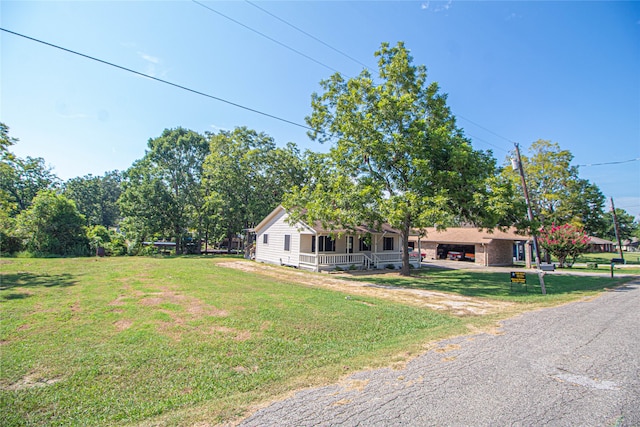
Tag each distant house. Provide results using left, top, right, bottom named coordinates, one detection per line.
left=619, top=237, right=639, bottom=252
left=586, top=236, right=615, bottom=253
left=254, top=206, right=421, bottom=272
left=410, top=227, right=532, bottom=267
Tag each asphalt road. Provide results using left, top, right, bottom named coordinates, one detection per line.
left=238, top=279, right=640, bottom=426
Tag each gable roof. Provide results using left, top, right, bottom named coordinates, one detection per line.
left=254, top=205, right=312, bottom=234
left=254, top=205, right=415, bottom=236
left=588, top=236, right=615, bottom=245
left=416, top=227, right=530, bottom=244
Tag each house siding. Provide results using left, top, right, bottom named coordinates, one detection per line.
left=255, top=209, right=304, bottom=267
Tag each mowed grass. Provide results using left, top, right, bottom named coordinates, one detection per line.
left=1, top=257, right=468, bottom=426
left=575, top=251, right=640, bottom=265
left=348, top=267, right=637, bottom=306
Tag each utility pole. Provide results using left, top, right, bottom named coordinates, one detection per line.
left=610, top=197, right=625, bottom=261
left=513, top=143, right=547, bottom=295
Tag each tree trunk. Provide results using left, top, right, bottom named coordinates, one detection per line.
left=226, top=230, right=234, bottom=254
left=175, top=229, right=182, bottom=255
left=400, top=223, right=411, bottom=276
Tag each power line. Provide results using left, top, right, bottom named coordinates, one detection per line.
left=577, top=158, right=640, bottom=167
left=465, top=132, right=510, bottom=154
left=0, top=27, right=316, bottom=133
left=195, top=0, right=516, bottom=152
left=456, top=114, right=514, bottom=146
left=191, top=0, right=345, bottom=76
left=244, top=0, right=372, bottom=71
left=193, top=0, right=522, bottom=152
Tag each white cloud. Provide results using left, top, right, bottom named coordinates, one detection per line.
left=135, top=52, right=163, bottom=78
left=138, top=52, right=159, bottom=64
left=421, top=0, right=452, bottom=13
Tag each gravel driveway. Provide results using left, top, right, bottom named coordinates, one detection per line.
left=237, top=279, right=640, bottom=426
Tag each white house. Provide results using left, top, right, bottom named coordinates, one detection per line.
left=254, top=206, right=420, bottom=272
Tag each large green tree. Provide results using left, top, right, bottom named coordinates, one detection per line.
left=1, top=124, right=60, bottom=253
left=1, top=155, right=60, bottom=215
left=15, top=190, right=89, bottom=256
left=64, top=171, right=122, bottom=227
left=594, top=208, right=638, bottom=242
left=290, top=42, right=504, bottom=275
left=119, top=127, right=209, bottom=254
left=503, top=140, right=606, bottom=235
left=203, top=127, right=305, bottom=249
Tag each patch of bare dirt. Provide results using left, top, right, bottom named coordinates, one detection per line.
left=114, top=319, right=133, bottom=331
left=217, top=261, right=514, bottom=316
left=5, top=373, right=63, bottom=391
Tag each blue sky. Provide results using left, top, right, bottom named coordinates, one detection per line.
left=1, top=1, right=639, bottom=219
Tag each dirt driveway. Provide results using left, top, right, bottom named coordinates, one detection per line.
left=217, top=260, right=514, bottom=317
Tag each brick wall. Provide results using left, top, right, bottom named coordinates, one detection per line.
left=423, top=242, right=438, bottom=260
left=486, top=240, right=514, bottom=266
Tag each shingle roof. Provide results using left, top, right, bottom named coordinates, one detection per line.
left=415, top=227, right=530, bottom=244
left=588, top=236, right=615, bottom=245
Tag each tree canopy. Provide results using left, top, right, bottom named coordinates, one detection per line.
left=64, top=171, right=122, bottom=227
left=287, top=41, right=504, bottom=275
left=203, top=127, right=305, bottom=249
left=119, top=127, right=209, bottom=254
left=502, top=140, right=606, bottom=235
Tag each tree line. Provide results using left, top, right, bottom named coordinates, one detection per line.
left=1, top=43, right=638, bottom=272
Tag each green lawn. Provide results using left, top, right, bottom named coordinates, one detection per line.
left=574, top=251, right=640, bottom=265
left=1, top=257, right=468, bottom=426
left=346, top=267, right=637, bottom=305
left=2, top=257, right=636, bottom=426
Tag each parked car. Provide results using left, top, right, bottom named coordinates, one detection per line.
left=409, top=248, right=426, bottom=261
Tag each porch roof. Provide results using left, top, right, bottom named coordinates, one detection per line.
left=310, top=222, right=409, bottom=236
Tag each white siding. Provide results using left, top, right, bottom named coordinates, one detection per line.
left=255, top=209, right=304, bottom=267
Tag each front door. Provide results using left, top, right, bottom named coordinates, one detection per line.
left=347, top=236, right=354, bottom=254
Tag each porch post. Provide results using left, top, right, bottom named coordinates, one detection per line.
left=315, top=233, right=319, bottom=271
left=525, top=240, right=532, bottom=269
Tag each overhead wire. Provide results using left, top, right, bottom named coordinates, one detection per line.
left=191, top=0, right=345, bottom=76
left=0, top=27, right=317, bottom=133
left=233, top=0, right=515, bottom=153
left=244, top=0, right=373, bottom=71
left=576, top=158, right=640, bottom=167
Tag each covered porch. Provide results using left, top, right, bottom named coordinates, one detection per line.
left=296, top=231, right=419, bottom=272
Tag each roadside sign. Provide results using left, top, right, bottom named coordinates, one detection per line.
left=510, top=272, right=527, bottom=292
left=510, top=272, right=526, bottom=283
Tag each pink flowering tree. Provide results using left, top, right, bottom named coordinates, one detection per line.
left=539, top=223, right=591, bottom=268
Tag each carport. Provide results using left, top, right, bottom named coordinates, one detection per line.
left=410, top=227, right=532, bottom=267
left=437, top=244, right=475, bottom=261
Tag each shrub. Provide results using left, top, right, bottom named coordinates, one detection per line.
left=539, top=223, right=590, bottom=268
left=15, top=191, right=90, bottom=256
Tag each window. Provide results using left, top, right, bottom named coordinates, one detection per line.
left=284, top=235, right=291, bottom=251
left=263, top=234, right=269, bottom=244
left=359, top=237, right=371, bottom=252
left=383, top=236, right=394, bottom=251
left=312, top=236, right=335, bottom=252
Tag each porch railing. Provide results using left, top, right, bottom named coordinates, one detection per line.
left=372, top=252, right=402, bottom=265
left=299, top=252, right=404, bottom=269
